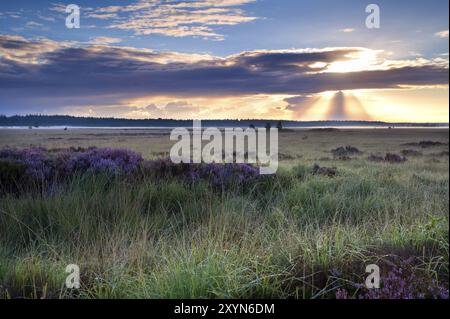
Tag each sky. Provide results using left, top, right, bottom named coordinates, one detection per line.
left=0, top=0, right=448, bottom=122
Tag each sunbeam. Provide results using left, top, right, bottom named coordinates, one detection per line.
left=326, top=91, right=349, bottom=120
left=346, top=93, right=372, bottom=121
left=324, top=91, right=373, bottom=121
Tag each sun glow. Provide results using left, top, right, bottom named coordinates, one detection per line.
left=118, top=91, right=375, bottom=121
left=326, top=49, right=383, bottom=73
left=282, top=87, right=448, bottom=122
left=287, top=90, right=373, bottom=121
left=68, top=86, right=448, bottom=123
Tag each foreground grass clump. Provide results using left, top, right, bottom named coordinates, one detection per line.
left=0, top=146, right=448, bottom=299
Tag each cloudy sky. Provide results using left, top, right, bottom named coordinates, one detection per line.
left=0, top=0, right=448, bottom=122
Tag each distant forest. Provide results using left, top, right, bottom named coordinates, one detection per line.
left=0, top=115, right=448, bottom=128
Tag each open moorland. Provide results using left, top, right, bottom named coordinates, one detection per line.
left=0, top=128, right=448, bottom=299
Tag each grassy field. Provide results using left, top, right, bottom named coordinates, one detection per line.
left=0, top=128, right=448, bottom=299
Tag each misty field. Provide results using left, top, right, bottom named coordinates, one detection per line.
left=0, top=128, right=448, bottom=299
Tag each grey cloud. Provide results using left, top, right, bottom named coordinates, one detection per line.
left=284, top=95, right=315, bottom=105
left=0, top=36, right=448, bottom=113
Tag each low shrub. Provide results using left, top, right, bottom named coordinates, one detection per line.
left=336, top=259, right=449, bottom=299
left=0, top=147, right=267, bottom=194
left=144, top=158, right=261, bottom=188
left=368, top=153, right=407, bottom=163
left=331, top=146, right=361, bottom=157
left=0, top=160, right=27, bottom=193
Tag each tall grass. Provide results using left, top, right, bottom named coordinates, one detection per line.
left=0, top=161, right=448, bottom=299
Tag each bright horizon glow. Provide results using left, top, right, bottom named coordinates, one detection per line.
left=57, top=87, right=448, bottom=123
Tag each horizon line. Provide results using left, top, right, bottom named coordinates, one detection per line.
left=1, top=114, right=448, bottom=126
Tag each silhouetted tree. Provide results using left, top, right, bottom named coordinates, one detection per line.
left=276, top=121, right=283, bottom=131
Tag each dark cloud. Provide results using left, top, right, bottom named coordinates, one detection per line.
left=0, top=35, right=448, bottom=113
left=229, top=50, right=355, bottom=72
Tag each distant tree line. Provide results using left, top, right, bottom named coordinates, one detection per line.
left=0, top=114, right=446, bottom=128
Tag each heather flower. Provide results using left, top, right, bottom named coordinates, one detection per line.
left=0, top=147, right=144, bottom=181
left=0, top=147, right=265, bottom=193
left=335, top=288, right=349, bottom=299
left=0, top=147, right=56, bottom=180
left=143, top=159, right=262, bottom=188
left=64, top=147, right=143, bottom=176
left=334, top=260, right=449, bottom=300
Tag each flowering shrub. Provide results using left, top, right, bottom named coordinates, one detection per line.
left=0, top=159, right=27, bottom=193
left=0, top=147, right=264, bottom=191
left=64, top=147, right=144, bottom=176
left=0, top=147, right=56, bottom=180
left=144, top=158, right=261, bottom=188
left=0, top=147, right=144, bottom=183
left=335, top=259, right=449, bottom=299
